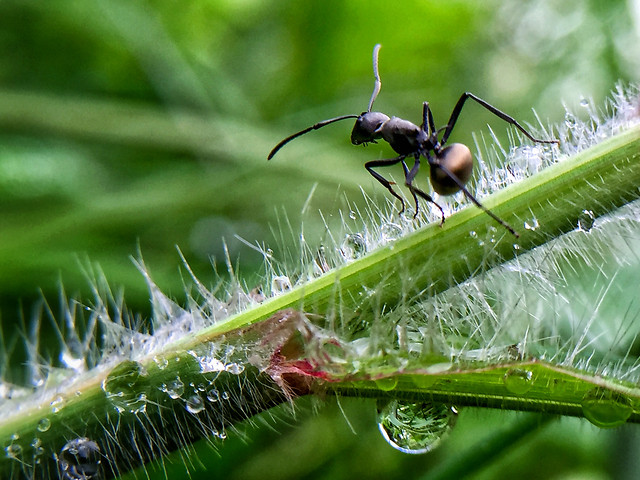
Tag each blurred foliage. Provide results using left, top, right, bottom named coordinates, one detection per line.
left=1, top=0, right=639, bottom=478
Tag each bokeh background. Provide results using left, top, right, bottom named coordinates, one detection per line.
left=2, top=0, right=640, bottom=478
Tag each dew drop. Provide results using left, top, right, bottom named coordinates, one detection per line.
left=153, top=356, right=169, bottom=370
left=469, top=230, right=477, bottom=238
left=580, top=97, right=590, bottom=108
left=199, top=356, right=225, bottom=373
left=51, top=395, right=64, bottom=414
left=5, top=443, right=22, bottom=459
left=564, top=112, right=578, bottom=129
left=377, top=399, right=457, bottom=454
left=206, top=388, right=220, bottom=402
left=221, top=391, right=230, bottom=400
left=31, top=437, right=44, bottom=456
left=165, top=377, right=185, bottom=400
left=577, top=209, right=595, bottom=232
left=102, top=360, right=147, bottom=413
left=342, top=233, right=367, bottom=259
left=581, top=387, right=632, bottom=428
left=37, top=417, right=51, bottom=432
left=271, top=275, right=292, bottom=294
left=186, top=394, right=205, bottom=414
left=374, top=377, right=398, bottom=392
left=503, top=368, right=533, bottom=394
left=524, top=217, right=539, bottom=231
left=349, top=210, right=357, bottom=220
left=412, top=375, right=437, bottom=389
left=225, top=362, right=245, bottom=375
left=58, top=437, right=101, bottom=480
left=381, top=222, right=403, bottom=242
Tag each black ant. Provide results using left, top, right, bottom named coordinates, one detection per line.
left=268, top=44, right=559, bottom=237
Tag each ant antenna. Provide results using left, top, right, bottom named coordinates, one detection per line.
left=367, top=44, right=382, bottom=112
left=267, top=114, right=358, bottom=159
left=268, top=44, right=383, bottom=160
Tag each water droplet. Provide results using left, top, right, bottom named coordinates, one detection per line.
left=165, top=377, right=185, bottom=400
left=199, top=356, right=225, bottom=373
left=469, top=230, right=477, bottom=238
left=153, top=356, right=169, bottom=370
left=375, top=377, right=398, bottom=392
left=206, top=389, right=220, bottom=402
left=580, top=97, right=590, bottom=108
left=581, top=387, right=632, bottom=428
left=59, top=438, right=101, bottom=480
left=5, top=443, right=22, bottom=459
left=51, top=395, right=64, bottom=413
left=186, top=394, right=205, bottom=414
left=564, top=112, right=578, bottom=129
left=102, top=360, right=147, bottom=413
left=503, top=368, right=533, bottom=394
left=524, top=217, right=539, bottom=231
left=221, top=391, right=230, bottom=400
left=412, top=375, right=437, bottom=389
left=577, top=209, right=595, bottom=232
left=377, top=399, right=457, bottom=454
left=225, top=362, right=245, bottom=375
left=271, top=275, right=292, bottom=294
left=513, top=243, right=520, bottom=251
left=342, top=233, right=367, bottom=259
left=381, top=222, right=403, bottom=242
left=349, top=210, right=357, bottom=220
left=31, top=437, right=44, bottom=456
left=37, top=417, right=51, bottom=432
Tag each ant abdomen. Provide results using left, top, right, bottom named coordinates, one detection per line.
left=431, top=143, right=473, bottom=196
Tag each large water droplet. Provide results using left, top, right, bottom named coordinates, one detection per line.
left=37, top=417, right=51, bottom=432
left=186, top=394, right=205, bottom=414
left=102, top=360, right=147, bottom=414
left=164, top=377, right=185, bottom=400
left=58, top=437, right=101, bottom=480
left=577, top=209, right=595, bottom=232
left=503, top=368, right=533, bottom=394
left=377, top=399, right=457, bottom=454
left=381, top=222, right=403, bottom=242
left=342, top=233, right=367, bottom=259
left=375, top=377, right=398, bottom=392
left=581, top=387, right=632, bottom=428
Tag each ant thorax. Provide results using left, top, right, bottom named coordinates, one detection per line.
left=380, top=117, right=424, bottom=155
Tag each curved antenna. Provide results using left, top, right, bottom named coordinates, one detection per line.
left=267, top=114, right=359, bottom=160
left=367, top=44, right=382, bottom=112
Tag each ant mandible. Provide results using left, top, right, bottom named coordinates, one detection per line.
left=268, top=44, right=559, bottom=237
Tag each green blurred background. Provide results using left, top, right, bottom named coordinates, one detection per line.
left=1, top=0, right=640, bottom=478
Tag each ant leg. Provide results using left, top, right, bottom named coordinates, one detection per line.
left=365, top=155, right=408, bottom=214
left=407, top=184, right=445, bottom=224
left=402, top=154, right=445, bottom=223
left=440, top=92, right=560, bottom=146
left=431, top=161, right=519, bottom=237
left=402, top=160, right=420, bottom=217
left=422, top=102, right=437, bottom=136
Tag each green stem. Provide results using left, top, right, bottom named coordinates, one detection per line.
left=1, top=125, right=639, bottom=479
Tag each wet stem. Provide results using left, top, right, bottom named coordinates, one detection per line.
left=2, top=125, right=640, bottom=479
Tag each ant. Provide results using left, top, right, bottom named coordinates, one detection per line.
left=268, top=44, right=559, bottom=237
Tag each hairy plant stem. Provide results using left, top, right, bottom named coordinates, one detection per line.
left=1, top=125, right=639, bottom=479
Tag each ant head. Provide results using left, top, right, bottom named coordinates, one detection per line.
left=431, top=143, right=473, bottom=195
left=350, top=111, right=390, bottom=145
